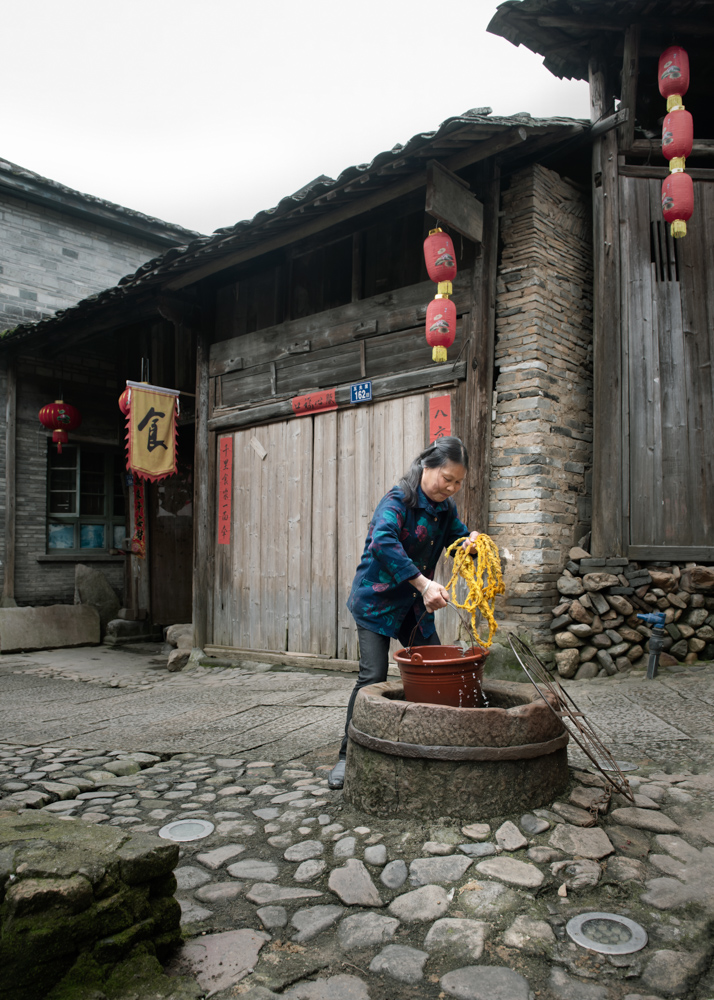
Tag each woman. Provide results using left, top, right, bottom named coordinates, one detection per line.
left=328, top=436, right=479, bottom=789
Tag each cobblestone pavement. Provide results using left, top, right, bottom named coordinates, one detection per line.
left=1, top=646, right=714, bottom=999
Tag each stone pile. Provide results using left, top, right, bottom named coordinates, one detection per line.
left=551, top=549, right=714, bottom=679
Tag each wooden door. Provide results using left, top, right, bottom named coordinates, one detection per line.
left=149, top=431, right=194, bottom=624
left=213, top=388, right=462, bottom=657
left=620, top=177, right=714, bottom=560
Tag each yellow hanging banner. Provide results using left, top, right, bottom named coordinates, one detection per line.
left=125, top=381, right=179, bottom=482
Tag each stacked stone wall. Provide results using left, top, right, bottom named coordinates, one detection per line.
left=552, top=553, right=714, bottom=678
left=0, top=192, right=163, bottom=333
left=489, top=164, right=593, bottom=644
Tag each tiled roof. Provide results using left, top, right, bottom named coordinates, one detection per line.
left=1, top=110, right=586, bottom=346
left=0, top=157, right=202, bottom=247
left=488, top=0, right=714, bottom=82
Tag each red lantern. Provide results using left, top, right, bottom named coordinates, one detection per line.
left=662, top=171, right=694, bottom=238
left=423, top=228, right=457, bottom=283
left=662, top=108, right=693, bottom=170
left=118, top=387, right=131, bottom=414
left=426, top=297, right=456, bottom=363
left=658, top=46, right=689, bottom=110
left=38, top=400, right=82, bottom=454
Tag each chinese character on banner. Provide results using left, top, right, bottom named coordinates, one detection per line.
left=429, top=395, right=452, bottom=442
left=291, top=388, right=338, bottom=416
left=218, top=437, right=233, bottom=545
left=124, top=380, right=179, bottom=482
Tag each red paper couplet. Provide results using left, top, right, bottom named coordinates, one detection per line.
left=429, top=395, right=452, bottom=442
left=131, top=480, right=146, bottom=559
left=291, top=388, right=338, bottom=416
left=218, top=437, right=233, bottom=545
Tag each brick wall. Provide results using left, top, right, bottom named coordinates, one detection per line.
left=0, top=191, right=162, bottom=332
left=489, top=164, right=593, bottom=644
left=0, top=349, right=125, bottom=607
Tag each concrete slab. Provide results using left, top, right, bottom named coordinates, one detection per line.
left=0, top=605, right=100, bottom=653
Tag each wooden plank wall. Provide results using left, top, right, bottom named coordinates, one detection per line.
left=213, top=387, right=464, bottom=659
left=209, top=273, right=472, bottom=410
left=621, top=176, right=714, bottom=554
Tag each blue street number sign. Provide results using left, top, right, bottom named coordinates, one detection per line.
left=351, top=380, right=372, bottom=404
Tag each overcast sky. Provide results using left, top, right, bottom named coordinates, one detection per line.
left=5, top=1, right=589, bottom=236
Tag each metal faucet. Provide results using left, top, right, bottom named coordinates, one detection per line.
left=637, top=612, right=667, bottom=680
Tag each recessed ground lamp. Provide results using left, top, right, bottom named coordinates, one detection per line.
left=566, top=912, right=648, bottom=955
left=158, top=819, right=215, bottom=842
left=424, top=228, right=457, bottom=362
left=38, top=400, right=82, bottom=454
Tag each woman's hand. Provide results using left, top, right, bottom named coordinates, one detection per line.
left=423, top=582, right=449, bottom=612
left=462, top=530, right=480, bottom=554
left=412, top=574, right=449, bottom=611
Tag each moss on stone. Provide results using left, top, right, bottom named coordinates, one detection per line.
left=45, top=945, right=201, bottom=1000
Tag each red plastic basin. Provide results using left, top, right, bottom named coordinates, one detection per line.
left=393, top=644, right=488, bottom=708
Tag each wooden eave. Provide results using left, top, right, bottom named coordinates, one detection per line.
left=488, top=0, right=714, bottom=81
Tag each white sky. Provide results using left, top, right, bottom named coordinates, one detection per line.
left=4, top=1, right=590, bottom=236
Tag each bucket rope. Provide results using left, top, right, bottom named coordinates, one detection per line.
left=444, top=533, right=505, bottom=647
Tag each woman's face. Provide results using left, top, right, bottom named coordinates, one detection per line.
left=421, top=460, right=467, bottom=503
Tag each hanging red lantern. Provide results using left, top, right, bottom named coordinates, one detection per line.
left=662, top=171, right=694, bottom=238
left=658, top=45, right=690, bottom=111
left=662, top=108, right=693, bottom=171
left=423, top=228, right=457, bottom=283
left=39, top=400, right=82, bottom=454
left=118, top=386, right=131, bottom=414
left=426, top=297, right=456, bottom=363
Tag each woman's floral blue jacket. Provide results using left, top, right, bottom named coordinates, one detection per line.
left=347, top=485, right=471, bottom=639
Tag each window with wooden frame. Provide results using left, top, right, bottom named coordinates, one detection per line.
left=47, top=446, right=126, bottom=552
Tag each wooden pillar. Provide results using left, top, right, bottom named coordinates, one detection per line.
left=590, top=57, right=624, bottom=556
left=465, top=163, right=500, bottom=533
left=619, top=25, right=640, bottom=151
left=192, top=327, right=214, bottom=648
left=2, top=355, right=17, bottom=606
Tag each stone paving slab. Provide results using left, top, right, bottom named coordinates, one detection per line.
left=1, top=647, right=714, bottom=999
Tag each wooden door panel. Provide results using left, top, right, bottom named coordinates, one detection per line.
left=213, top=389, right=471, bottom=657
left=622, top=176, right=714, bottom=554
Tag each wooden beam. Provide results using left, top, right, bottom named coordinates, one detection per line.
left=589, top=57, right=624, bottom=557
left=163, top=130, right=530, bottom=292
left=537, top=14, right=714, bottom=34
left=619, top=164, right=714, bottom=180
left=38, top=297, right=161, bottom=357
left=1, top=356, right=17, bottom=606
left=628, top=545, right=714, bottom=562
left=618, top=25, right=640, bottom=151
left=590, top=109, right=629, bottom=141
left=207, top=362, right=467, bottom=433
left=203, top=644, right=360, bottom=673
left=628, top=139, right=714, bottom=158
left=537, top=15, right=623, bottom=30
left=465, top=164, right=500, bottom=534
left=425, top=160, right=484, bottom=243
left=192, top=327, right=213, bottom=648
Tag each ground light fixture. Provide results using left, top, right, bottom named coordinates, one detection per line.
left=158, top=818, right=215, bottom=842
left=566, top=912, right=648, bottom=955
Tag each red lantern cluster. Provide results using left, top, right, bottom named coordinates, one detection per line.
left=659, top=45, right=694, bottom=238
left=38, top=400, right=82, bottom=454
left=423, top=228, right=457, bottom=363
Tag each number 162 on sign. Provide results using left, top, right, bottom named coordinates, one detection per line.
left=351, top=381, right=372, bottom=404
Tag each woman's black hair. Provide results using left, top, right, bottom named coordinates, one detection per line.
left=397, top=436, right=469, bottom=508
